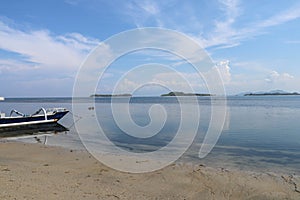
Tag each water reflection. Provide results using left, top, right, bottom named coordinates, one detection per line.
left=0, top=123, right=69, bottom=138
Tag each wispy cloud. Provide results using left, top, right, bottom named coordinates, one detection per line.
left=125, top=0, right=161, bottom=27
left=0, top=21, right=99, bottom=70
left=138, top=1, right=160, bottom=15
left=64, top=0, right=81, bottom=6
left=257, top=4, right=300, bottom=28
left=0, top=20, right=100, bottom=96
left=122, top=0, right=300, bottom=50
left=203, top=1, right=300, bottom=49
left=199, top=0, right=241, bottom=48
left=285, top=40, right=300, bottom=44
left=210, top=1, right=300, bottom=48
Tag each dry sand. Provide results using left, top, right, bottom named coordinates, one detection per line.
left=1, top=141, right=300, bottom=200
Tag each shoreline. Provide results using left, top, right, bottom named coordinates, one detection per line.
left=1, top=141, right=300, bottom=199
left=4, top=133, right=299, bottom=175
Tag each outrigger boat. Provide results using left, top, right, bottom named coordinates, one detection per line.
left=0, top=107, right=69, bottom=128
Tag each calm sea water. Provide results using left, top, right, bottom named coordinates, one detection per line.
left=1, top=96, right=300, bottom=173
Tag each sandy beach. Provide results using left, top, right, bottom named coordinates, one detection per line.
left=0, top=141, right=299, bottom=200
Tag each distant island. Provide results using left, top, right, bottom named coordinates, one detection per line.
left=161, top=91, right=212, bottom=97
left=90, top=94, right=132, bottom=97
left=91, top=90, right=300, bottom=97
left=90, top=92, right=212, bottom=97
left=244, top=90, right=300, bottom=96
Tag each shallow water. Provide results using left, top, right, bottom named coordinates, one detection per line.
left=1, top=96, right=300, bottom=174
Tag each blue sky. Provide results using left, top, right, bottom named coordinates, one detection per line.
left=0, top=0, right=300, bottom=97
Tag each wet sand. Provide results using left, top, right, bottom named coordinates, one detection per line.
left=1, top=141, right=300, bottom=200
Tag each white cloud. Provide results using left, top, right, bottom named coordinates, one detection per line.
left=215, top=60, right=231, bottom=83
left=0, top=59, right=38, bottom=73
left=152, top=71, right=204, bottom=92
left=219, top=66, right=298, bottom=94
left=0, top=20, right=100, bottom=96
left=114, top=78, right=139, bottom=93
left=105, top=68, right=207, bottom=95
left=0, top=21, right=99, bottom=70
left=265, top=70, right=294, bottom=83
